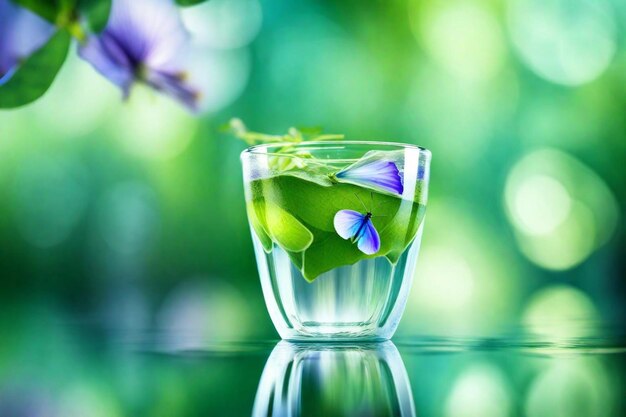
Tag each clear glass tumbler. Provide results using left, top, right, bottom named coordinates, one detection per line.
left=241, top=141, right=431, bottom=340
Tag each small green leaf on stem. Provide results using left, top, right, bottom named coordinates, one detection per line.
left=175, top=0, right=210, bottom=6
left=77, top=0, right=111, bottom=32
left=0, top=29, right=71, bottom=109
left=224, top=118, right=345, bottom=146
left=11, top=0, right=61, bottom=22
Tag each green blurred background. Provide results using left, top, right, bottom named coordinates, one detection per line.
left=1, top=0, right=625, bottom=344
left=2, top=0, right=626, bottom=415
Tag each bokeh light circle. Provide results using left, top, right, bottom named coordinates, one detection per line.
left=403, top=199, right=519, bottom=335
left=12, top=154, right=89, bottom=248
left=109, top=86, right=198, bottom=160
left=416, top=1, right=506, bottom=82
left=157, top=278, right=251, bottom=349
left=58, top=385, right=119, bottom=417
left=187, top=46, right=252, bottom=114
left=504, top=148, right=619, bottom=270
left=525, top=358, right=611, bottom=417
left=265, top=13, right=385, bottom=127
left=181, top=0, right=262, bottom=49
left=30, top=51, right=118, bottom=140
left=97, top=181, right=160, bottom=255
left=522, top=284, right=598, bottom=338
left=512, top=175, right=572, bottom=236
left=404, top=65, right=520, bottom=166
left=413, top=246, right=475, bottom=313
left=508, top=0, right=617, bottom=85
left=445, top=363, right=512, bottom=417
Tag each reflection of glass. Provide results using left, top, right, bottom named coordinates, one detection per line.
left=252, top=341, right=416, bottom=417
left=241, top=142, right=431, bottom=340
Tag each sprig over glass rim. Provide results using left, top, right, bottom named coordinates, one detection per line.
left=225, top=118, right=345, bottom=146
left=227, top=119, right=416, bottom=198
left=226, top=118, right=348, bottom=173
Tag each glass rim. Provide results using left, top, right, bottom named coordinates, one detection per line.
left=240, top=140, right=432, bottom=159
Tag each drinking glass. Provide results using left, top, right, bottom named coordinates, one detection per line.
left=241, top=141, right=431, bottom=340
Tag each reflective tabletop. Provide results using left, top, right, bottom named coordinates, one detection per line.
left=1, top=321, right=624, bottom=417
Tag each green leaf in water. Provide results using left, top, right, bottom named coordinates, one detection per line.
left=301, top=229, right=364, bottom=282
left=249, top=173, right=426, bottom=281
left=248, top=197, right=314, bottom=253
left=287, top=250, right=304, bottom=270
left=383, top=204, right=426, bottom=263
left=263, top=200, right=313, bottom=253
left=246, top=200, right=273, bottom=252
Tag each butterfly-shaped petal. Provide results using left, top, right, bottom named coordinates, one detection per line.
left=335, top=159, right=403, bottom=195
left=333, top=209, right=381, bottom=255
left=357, top=219, right=380, bottom=255
left=333, top=209, right=364, bottom=240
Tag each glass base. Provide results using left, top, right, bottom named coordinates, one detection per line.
left=281, top=323, right=390, bottom=342
left=253, top=223, right=424, bottom=340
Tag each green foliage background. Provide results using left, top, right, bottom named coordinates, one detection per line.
left=1, top=0, right=625, bottom=340
left=1, top=0, right=626, bottom=415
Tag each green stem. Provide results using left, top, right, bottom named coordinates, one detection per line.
left=66, top=21, right=87, bottom=43
left=227, top=118, right=344, bottom=146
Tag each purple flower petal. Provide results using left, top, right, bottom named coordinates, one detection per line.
left=78, top=0, right=200, bottom=109
left=78, top=33, right=135, bottom=95
left=0, top=0, right=54, bottom=84
left=335, top=159, right=404, bottom=195
left=144, top=69, right=200, bottom=110
left=357, top=218, right=380, bottom=255
left=105, top=0, right=189, bottom=68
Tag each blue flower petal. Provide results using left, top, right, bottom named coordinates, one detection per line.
left=335, top=159, right=404, bottom=195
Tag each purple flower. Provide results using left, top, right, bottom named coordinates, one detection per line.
left=0, top=0, right=55, bottom=85
left=78, top=0, right=201, bottom=110
left=334, top=159, right=404, bottom=195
